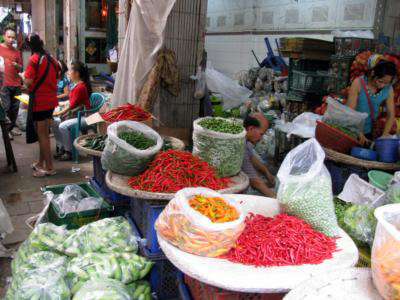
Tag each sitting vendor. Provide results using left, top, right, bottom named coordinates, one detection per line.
left=242, top=113, right=276, bottom=198
left=52, top=60, right=91, bottom=161
left=347, top=61, right=397, bottom=143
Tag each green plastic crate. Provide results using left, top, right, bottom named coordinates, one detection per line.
left=43, top=182, right=113, bottom=229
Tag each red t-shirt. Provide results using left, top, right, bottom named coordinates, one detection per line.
left=0, top=45, right=22, bottom=87
left=25, top=54, right=59, bottom=112
left=69, top=82, right=90, bottom=110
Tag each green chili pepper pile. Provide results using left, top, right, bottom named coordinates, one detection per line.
left=198, top=118, right=243, bottom=134
left=118, top=132, right=156, bottom=150
left=83, top=135, right=107, bottom=152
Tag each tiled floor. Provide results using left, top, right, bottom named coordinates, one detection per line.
left=0, top=132, right=92, bottom=297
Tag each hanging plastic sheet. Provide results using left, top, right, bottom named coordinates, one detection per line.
left=112, top=0, right=176, bottom=107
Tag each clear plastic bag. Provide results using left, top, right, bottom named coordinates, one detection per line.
left=73, top=278, right=131, bottom=300
left=101, top=121, right=163, bottom=176
left=343, top=204, right=377, bottom=246
left=322, top=97, right=368, bottom=134
left=67, top=252, right=153, bottom=293
left=126, top=281, right=151, bottom=300
left=255, top=129, right=275, bottom=160
left=7, top=256, right=70, bottom=300
left=277, top=139, right=339, bottom=237
left=64, top=217, right=139, bottom=256
left=192, top=117, right=246, bottom=177
left=286, top=112, right=322, bottom=138
left=46, top=185, right=103, bottom=216
left=372, top=204, right=400, bottom=300
left=205, top=64, right=252, bottom=110
left=386, top=183, right=400, bottom=204
left=0, top=198, right=13, bottom=234
left=338, top=174, right=386, bottom=208
left=16, top=106, right=27, bottom=131
left=155, top=187, right=245, bottom=257
left=192, top=66, right=206, bottom=99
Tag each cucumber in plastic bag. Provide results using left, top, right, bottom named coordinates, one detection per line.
left=64, top=217, right=139, bottom=256
left=73, top=278, right=131, bottom=300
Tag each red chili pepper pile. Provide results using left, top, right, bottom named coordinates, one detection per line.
left=221, top=213, right=338, bottom=267
left=101, top=104, right=151, bottom=122
left=127, top=150, right=231, bottom=193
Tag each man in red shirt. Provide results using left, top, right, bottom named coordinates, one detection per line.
left=0, top=27, right=22, bottom=139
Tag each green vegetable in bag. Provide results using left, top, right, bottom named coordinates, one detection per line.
left=386, top=183, right=400, bottom=204
left=64, top=217, right=138, bottom=256
left=343, top=204, right=377, bottom=246
left=67, top=252, right=153, bottom=293
left=193, top=117, right=246, bottom=177
left=73, top=279, right=131, bottom=300
left=126, top=281, right=152, bottom=300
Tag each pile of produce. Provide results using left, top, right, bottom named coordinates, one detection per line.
left=63, top=217, right=139, bottom=256
left=189, top=195, right=239, bottom=223
left=156, top=188, right=245, bottom=257
left=193, top=117, right=246, bottom=177
left=222, top=214, right=337, bottom=267
left=278, top=176, right=339, bottom=237
left=101, top=121, right=162, bottom=176
left=101, top=104, right=151, bottom=123
left=118, top=131, right=156, bottom=150
left=128, top=150, right=230, bottom=193
left=372, top=206, right=400, bottom=300
left=343, top=204, right=377, bottom=247
left=6, top=217, right=153, bottom=300
left=198, top=118, right=243, bottom=134
left=83, top=135, right=107, bottom=152
left=67, top=252, right=153, bottom=293
left=324, top=122, right=359, bottom=140
left=72, top=279, right=151, bottom=300
left=350, top=51, right=372, bottom=80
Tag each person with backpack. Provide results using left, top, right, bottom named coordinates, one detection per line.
left=19, top=33, right=59, bottom=177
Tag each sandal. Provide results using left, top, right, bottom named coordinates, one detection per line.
left=31, top=162, right=42, bottom=171
left=44, top=169, right=57, bottom=176
left=33, top=169, right=46, bottom=177
left=33, top=168, right=57, bottom=177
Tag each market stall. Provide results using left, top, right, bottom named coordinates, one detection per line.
left=158, top=194, right=358, bottom=294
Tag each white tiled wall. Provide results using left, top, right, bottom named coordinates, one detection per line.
left=205, top=33, right=333, bottom=77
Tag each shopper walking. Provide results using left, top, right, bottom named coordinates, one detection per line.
left=20, top=33, right=59, bottom=177
left=0, top=26, right=23, bottom=140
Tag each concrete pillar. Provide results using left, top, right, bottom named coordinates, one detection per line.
left=63, top=0, right=78, bottom=64
left=30, top=0, right=58, bottom=57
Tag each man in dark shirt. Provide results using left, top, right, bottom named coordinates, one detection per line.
left=242, top=112, right=276, bottom=197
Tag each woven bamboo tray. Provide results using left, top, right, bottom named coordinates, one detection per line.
left=105, top=170, right=250, bottom=201
left=324, top=147, right=400, bottom=171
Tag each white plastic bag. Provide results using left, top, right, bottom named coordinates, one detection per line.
left=277, top=139, right=339, bottom=236
left=192, top=66, right=206, bottom=99
left=192, top=117, right=246, bottom=177
left=372, top=204, right=400, bottom=300
left=0, top=198, right=13, bottom=234
left=338, top=174, right=386, bottom=208
left=205, top=63, right=252, bottom=109
left=73, top=279, right=131, bottom=300
left=323, top=97, right=368, bottom=134
left=332, top=30, right=374, bottom=39
left=16, top=105, right=27, bottom=131
left=101, top=121, right=163, bottom=176
left=155, top=187, right=245, bottom=257
left=286, top=112, right=322, bottom=138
